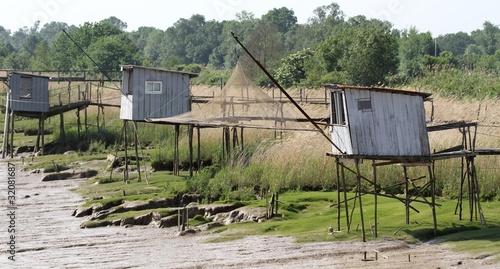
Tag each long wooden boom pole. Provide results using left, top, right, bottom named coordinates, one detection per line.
left=231, top=32, right=344, bottom=153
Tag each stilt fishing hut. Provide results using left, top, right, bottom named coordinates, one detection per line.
left=2, top=72, right=49, bottom=157
left=326, top=84, right=489, bottom=242
left=118, top=65, right=198, bottom=180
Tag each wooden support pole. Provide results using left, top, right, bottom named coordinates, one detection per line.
left=373, top=160, right=378, bottom=238
left=10, top=111, right=14, bottom=158
left=240, top=127, right=244, bottom=152
left=225, top=127, right=230, bottom=157
left=197, top=125, right=201, bottom=171
left=188, top=124, right=193, bottom=177
left=355, top=159, right=366, bottom=242
left=336, top=158, right=341, bottom=231
left=41, top=113, right=45, bottom=156
left=59, top=110, right=65, bottom=147
left=428, top=162, right=438, bottom=236
left=2, top=86, right=11, bottom=159
left=123, top=120, right=129, bottom=183
left=77, top=109, right=81, bottom=140
left=174, top=124, right=180, bottom=176
left=35, top=116, right=42, bottom=153
left=341, top=161, right=350, bottom=232
left=404, top=166, right=410, bottom=225
left=133, top=121, right=141, bottom=182
left=221, top=127, right=225, bottom=161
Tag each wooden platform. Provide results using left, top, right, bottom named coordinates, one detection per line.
left=13, top=100, right=91, bottom=118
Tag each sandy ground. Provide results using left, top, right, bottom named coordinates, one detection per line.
left=0, top=162, right=498, bottom=269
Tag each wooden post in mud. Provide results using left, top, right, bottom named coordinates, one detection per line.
left=240, top=127, right=244, bottom=151
left=10, top=110, right=14, bottom=158
left=336, top=158, right=341, bottom=231
left=341, top=162, right=350, bottom=232
left=373, top=160, right=378, bottom=238
left=403, top=166, right=410, bottom=225
left=59, top=110, right=65, bottom=147
left=123, top=120, right=129, bottom=183
left=197, top=125, right=201, bottom=172
left=174, top=124, right=180, bottom=176
left=428, top=163, right=438, bottom=236
left=133, top=121, right=141, bottom=182
left=41, top=113, right=45, bottom=156
left=355, top=159, right=366, bottom=242
left=188, top=125, right=193, bottom=177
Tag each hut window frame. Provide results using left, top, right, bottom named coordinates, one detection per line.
left=330, top=90, right=347, bottom=126
left=20, top=76, right=32, bottom=99
left=357, top=98, right=372, bottom=112
left=145, top=81, right=162, bottom=94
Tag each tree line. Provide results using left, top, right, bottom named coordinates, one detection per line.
left=1, top=2, right=500, bottom=89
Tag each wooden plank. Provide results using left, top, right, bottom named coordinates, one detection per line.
left=427, top=121, right=477, bottom=132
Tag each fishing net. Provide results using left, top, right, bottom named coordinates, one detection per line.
left=147, top=63, right=316, bottom=132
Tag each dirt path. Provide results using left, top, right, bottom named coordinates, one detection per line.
left=0, top=162, right=497, bottom=269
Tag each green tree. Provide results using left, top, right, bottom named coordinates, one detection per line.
left=315, top=17, right=398, bottom=86
left=209, top=11, right=257, bottom=69
left=30, top=40, right=52, bottom=69
left=437, top=32, right=474, bottom=56
left=87, top=34, right=140, bottom=72
left=471, top=21, right=500, bottom=55
left=275, top=48, right=314, bottom=87
left=398, top=27, right=434, bottom=79
left=39, top=22, right=71, bottom=45
left=261, top=7, right=297, bottom=34
left=162, top=15, right=223, bottom=65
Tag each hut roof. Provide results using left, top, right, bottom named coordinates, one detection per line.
left=324, top=84, right=432, bottom=99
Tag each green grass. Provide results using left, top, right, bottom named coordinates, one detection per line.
left=440, top=228, right=500, bottom=261
left=76, top=171, right=190, bottom=206
left=205, top=191, right=500, bottom=246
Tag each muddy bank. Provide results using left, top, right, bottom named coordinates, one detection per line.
left=0, top=162, right=498, bottom=268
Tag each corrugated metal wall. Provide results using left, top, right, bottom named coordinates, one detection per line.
left=331, top=88, right=430, bottom=157
left=120, top=67, right=191, bottom=121
left=10, top=73, right=49, bottom=112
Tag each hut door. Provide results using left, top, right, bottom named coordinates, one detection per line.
left=330, top=90, right=352, bottom=154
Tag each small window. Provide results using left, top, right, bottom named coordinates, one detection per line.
left=145, top=81, right=162, bottom=94
left=330, top=91, right=346, bottom=125
left=20, top=76, right=32, bottom=99
left=357, top=98, right=372, bottom=111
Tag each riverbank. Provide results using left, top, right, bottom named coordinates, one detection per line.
left=0, top=161, right=498, bottom=268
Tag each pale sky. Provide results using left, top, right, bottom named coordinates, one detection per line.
left=2, top=0, right=499, bottom=36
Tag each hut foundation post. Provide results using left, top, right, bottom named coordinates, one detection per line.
left=341, top=161, right=350, bottom=232
left=2, top=86, right=11, bottom=159
left=59, top=110, right=65, bottom=147
left=336, top=158, right=341, bottom=231
left=133, top=121, right=141, bottom=182
left=10, top=111, right=14, bottom=158
left=41, top=113, right=45, bottom=156
left=123, top=120, right=129, bottom=183
left=403, top=166, right=410, bottom=225
left=174, top=124, right=180, bottom=176
left=188, top=124, right=193, bottom=177
left=197, top=125, right=201, bottom=172
left=372, top=160, right=378, bottom=237
left=428, top=162, right=438, bottom=236
left=35, top=116, right=42, bottom=153
left=355, top=159, right=366, bottom=242
left=240, top=127, right=244, bottom=152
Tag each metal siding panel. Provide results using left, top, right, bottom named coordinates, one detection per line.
left=331, top=126, right=353, bottom=154
left=371, top=91, right=390, bottom=156
left=344, top=89, right=359, bottom=155
left=135, top=68, right=145, bottom=121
